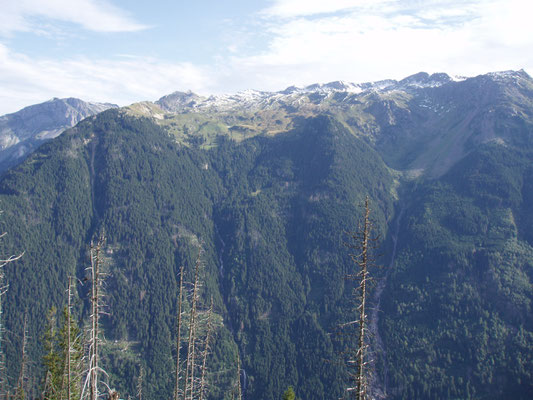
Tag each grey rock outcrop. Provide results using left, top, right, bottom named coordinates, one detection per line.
left=0, top=97, right=117, bottom=172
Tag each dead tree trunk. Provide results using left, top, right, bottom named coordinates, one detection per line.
left=136, top=366, right=143, bottom=400
left=90, top=241, right=101, bottom=400
left=230, top=353, right=242, bottom=400
left=15, top=314, right=29, bottom=400
left=174, top=267, right=184, bottom=400
left=0, top=237, right=23, bottom=400
left=356, top=197, right=370, bottom=400
left=235, top=355, right=242, bottom=400
left=0, top=273, right=7, bottom=400
left=198, top=297, right=213, bottom=400
left=81, top=235, right=106, bottom=400
left=60, top=276, right=74, bottom=400
left=184, top=254, right=201, bottom=400
left=346, top=196, right=378, bottom=400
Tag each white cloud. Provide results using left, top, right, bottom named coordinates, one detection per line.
left=262, top=0, right=390, bottom=18
left=0, top=0, right=531, bottom=115
left=0, top=44, right=211, bottom=115
left=0, top=0, right=147, bottom=35
left=231, top=0, right=533, bottom=88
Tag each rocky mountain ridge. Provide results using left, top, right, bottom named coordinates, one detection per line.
left=0, top=97, right=117, bottom=172
left=155, top=71, right=470, bottom=113
left=131, top=69, right=533, bottom=179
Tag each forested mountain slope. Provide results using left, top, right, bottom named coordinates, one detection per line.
left=0, top=70, right=531, bottom=399
left=382, top=143, right=533, bottom=398
left=0, top=110, right=395, bottom=399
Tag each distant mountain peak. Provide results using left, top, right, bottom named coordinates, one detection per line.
left=147, top=70, right=532, bottom=136
left=485, top=69, right=531, bottom=82
left=0, top=97, right=117, bottom=172
left=152, top=71, right=461, bottom=114
left=156, top=90, right=204, bottom=111
left=398, top=72, right=454, bottom=89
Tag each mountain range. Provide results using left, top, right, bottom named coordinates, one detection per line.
left=0, top=70, right=531, bottom=399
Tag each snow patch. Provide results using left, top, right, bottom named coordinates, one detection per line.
left=156, top=70, right=526, bottom=114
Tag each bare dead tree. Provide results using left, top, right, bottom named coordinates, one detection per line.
left=60, top=276, right=79, bottom=400
left=230, top=352, right=243, bottom=400
left=80, top=235, right=107, bottom=400
left=89, top=240, right=101, bottom=400
left=136, top=366, right=143, bottom=400
left=0, top=229, right=23, bottom=400
left=0, top=274, right=9, bottom=400
left=0, top=351, right=6, bottom=400
left=66, top=277, right=73, bottom=400
left=345, top=196, right=379, bottom=400
left=174, top=248, right=220, bottom=400
left=198, top=297, right=213, bottom=400
left=174, top=267, right=184, bottom=400
left=235, top=355, right=242, bottom=400
left=42, top=371, right=54, bottom=400
left=184, top=253, right=202, bottom=400
left=15, top=314, right=29, bottom=400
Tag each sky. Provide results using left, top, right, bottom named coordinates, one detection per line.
left=0, top=0, right=531, bottom=115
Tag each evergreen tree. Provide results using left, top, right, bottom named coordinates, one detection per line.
left=42, top=307, right=61, bottom=400
left=282, top=386, right=296, bottom=400
left=58, top=304, right=83, bottom=400
left=42, top=303, right=84, bottom=400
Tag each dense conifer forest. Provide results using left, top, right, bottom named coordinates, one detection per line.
left=0, top=71, right=531, bottom=399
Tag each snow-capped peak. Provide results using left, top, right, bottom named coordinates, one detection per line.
left=486, top=69, right=530, bottom=82
left=154, top=70, right=529, bottom=114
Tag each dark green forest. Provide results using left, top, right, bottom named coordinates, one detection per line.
left=0, top=71, right=531, bottom=399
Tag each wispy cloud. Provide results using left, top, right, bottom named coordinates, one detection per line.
left=261, top=0, right=389, bottom=18
left=231, top=0, right=532, bottom=87
left=0, top=0, right=148, bottom=36
left=0, top=44, right=210, bottom=114
left=0, top=0, right=531, bottom=115
left=262, top=0, right=484, bottom=21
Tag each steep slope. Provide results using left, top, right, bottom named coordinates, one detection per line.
left=210, top=115, right=395, bottom=399
left=0, top=98, right=117, bottom=172
left=144, top=70, right=533, bottom=179
left=369, top=70, right=533, bottom=177
left=0, top=110, right=227, bottom=398
left=380, top=128, right=533, bottom=398
left=0, top=70, right=532, bottom=399
left=0, top=110, right=395, bottom=399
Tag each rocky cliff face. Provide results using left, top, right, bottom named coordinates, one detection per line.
left=0, top=97, right=117, bottom=172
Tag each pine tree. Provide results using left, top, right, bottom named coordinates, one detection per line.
left=59, top=303, right=83, bottom=400
left=282, top=386, right=296, bottom=400
left=42, top=287, right=83, bottom=400
left=42, top=307, right=61, bottom=400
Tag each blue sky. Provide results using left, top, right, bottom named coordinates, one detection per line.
left=0, top=0, right=531, bottom=114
